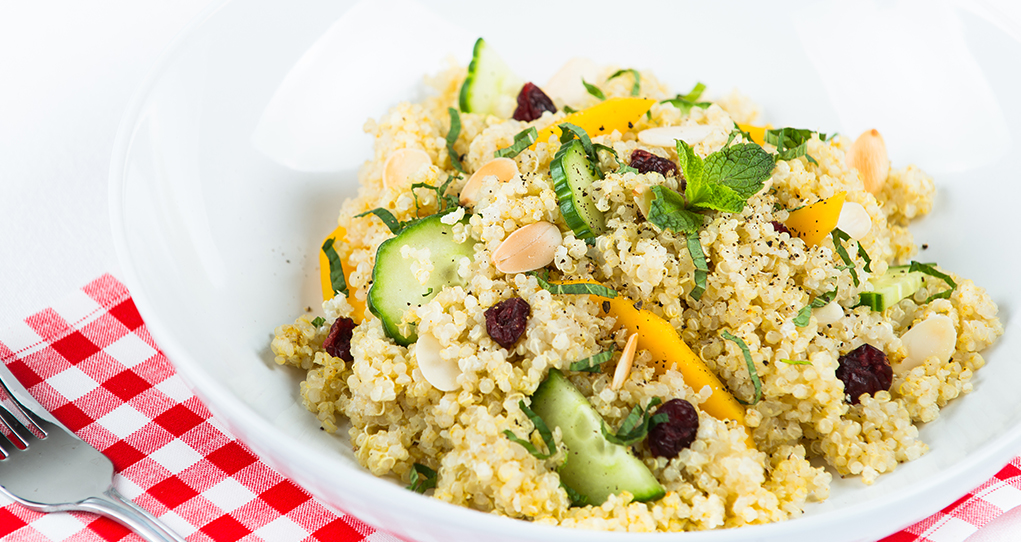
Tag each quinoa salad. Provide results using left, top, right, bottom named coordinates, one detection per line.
left=271, top=39, right=1004, bottom=531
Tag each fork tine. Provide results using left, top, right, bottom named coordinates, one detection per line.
left=0, top=403, right=29, bottom=449
left=0, top=371, right=46, bottom=438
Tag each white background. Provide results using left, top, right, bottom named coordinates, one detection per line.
left=0, top=1, right=1019, bottom=540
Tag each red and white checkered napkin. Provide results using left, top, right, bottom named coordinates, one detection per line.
left=0, top=274, right=1018, bottom=542
left=0, top=274, right=401, bottom=542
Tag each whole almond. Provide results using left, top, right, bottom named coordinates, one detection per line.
left=845, top=129, right=889, bottom=194
left=460, top=157, right=519, bottom=206
left=383, top=148, right=432, bottom=190
left=492, top=221, right=562, bottom=274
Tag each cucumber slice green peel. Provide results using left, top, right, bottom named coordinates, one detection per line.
left=529, top=369, right=665, bottom=505
left=857, top=265, right=924, bottom=312
left=458, top=38, right=524, bottom=117
left=366, top=214, right=474, bottom=346
left=551, top=139, right=606, bottom=242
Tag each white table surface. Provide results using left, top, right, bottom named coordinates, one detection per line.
left=1, top=1, right=1018, bottom=540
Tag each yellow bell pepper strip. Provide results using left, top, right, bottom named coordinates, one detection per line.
left=784, top=192, right=846, bottom=246
left=737, top=123, right=772, bottom=146
left=551, top=280, right=745, bottom=427
left=319, top=225, right=365, bottom=322
left=531, top=97, right=656, bottom=150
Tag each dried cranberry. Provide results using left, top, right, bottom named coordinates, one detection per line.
left=647, top=398, right=699, bottom=457
left=512, top=82, right=557, bottom=122
left=770, top=220, right=791, bottom=236
left=322, top=317, right=356, bottom=361
left=835, top=344, right=892, bottom=404
left=629, top=149, right=678, bottom=178
left=485, top=297, right=530, bottom=348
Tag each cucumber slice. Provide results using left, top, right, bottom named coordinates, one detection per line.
left=858, top=265, right=924, bottom=311
left=367, top=215, right=474, bottom=345
left=458, top=38, right=524, bottom=118
left=530, top=369, right=665, bottom=505
left=551, top=139, right=606, bottom=240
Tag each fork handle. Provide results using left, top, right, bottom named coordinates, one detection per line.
left=78, top=490, right=187, bottom=542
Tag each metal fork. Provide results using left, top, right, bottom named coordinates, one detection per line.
left=0, top=363, right=186, bottom=542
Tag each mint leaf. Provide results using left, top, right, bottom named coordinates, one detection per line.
left=685, top=177, right=747, bottom=213
left=780, top=358, right=812, bottom=365
left=582, top=78, right=605, bottom=100
left=702, top=143, right=774, bottom=199
left=675, top=139, right=704, bottom=187
left=311, top=316, right=326, bottom=327
left=765, top=127, right=825, bottom=162
left=831, top=228, right=861, bottom=287
left=558, top=122, right=596, bottom=160
left=648, top=185, right=703, bottom=233
left=446, top=108, right=465, bottom=173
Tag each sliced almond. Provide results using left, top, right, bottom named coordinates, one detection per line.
left=383, top=148, right=432, bottom=190
left=845, top=129, right=890, bottom=194
left=611, top=333, right=640, bottom=390
left=544, top=57, right=601, bottom=109
left=492, top=221, right=562, bottom=274
left=460, top=157, right=519, bottom=206
left=638, top=125, right=714, bottom=148
left=632, top=186, right=655, bottom=218
left=897, top=314, right=957, bottom=375
left=835, top=200, right=873, bottom=240
left=814, top=300, right=844, bottom=326
left=415, top=330, right=460, bottom=392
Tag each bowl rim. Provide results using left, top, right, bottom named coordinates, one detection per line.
left=107, top=1, right=1021, bottom=540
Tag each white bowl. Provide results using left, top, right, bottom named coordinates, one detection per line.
left=110, top=1, right=1021, bottom=540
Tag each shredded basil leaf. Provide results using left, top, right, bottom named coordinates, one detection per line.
left=722, top=330, right=761, bottom=405
left=831, top=228, right=863, bottom=287
left=794, top=288, right=838, bottom=327
left=582, top=78, right=606, bottom=100
left=558, top=122, right=596, bottom=160
left=407, top=463, right=437, bottom=493
left=563, top=105, right=577, bottom=114
left=660, top=82, right=710, bottom=115
left=411, top=175, right=460, bottom=216
left=494, top=126, right=537, bottom=159
left=355, top=208, right=406, bottom=235
left=504, top=400, right=556, bottom=459
left=680, top=82, right=706, bottom=102
left=320, top=238, right=350, bottom=297
left=687, top=231, right=709, bottom=301
left=446, top=108, right=465, bottom=173
left=531, top=271, right=618, bottom=298
left=616, top=163, right=639, bottom=175
left=311, top=316, right=326, bottom=327
left=608, top=68, right=641, bottom=96
left=780, top=358, right=812, bottom=365
left=568, top=349, right=615, bottom=373
left=593, top=143, right=618, bottom=159
left=731, top=121, right=753, bottom=143
left=909, top=261, right=957, bottom=302
left=562, top=483, right=588, bottom=507
left=600, top=397, right=663, bottom=446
